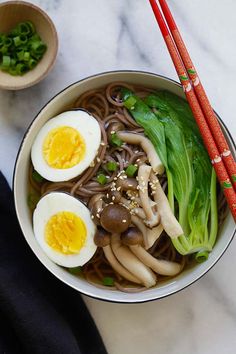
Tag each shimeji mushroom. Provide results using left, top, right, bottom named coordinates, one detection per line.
left=117, top=131, right=164, bottom=174
left=150, top=172, right=183, bottom=238
left=94, top=227, right=141, bottom=284
left=111, top=233, right=157, bottom=288
left=88, top=193, right=106, bottom=225
left=131, top=215, right=163, bottom=250
left=116, top=176, right=138, bottom=192
left=129, top=243, right=182, bottom=276
left=99, top=204, right=157, bottom=288
left=138, top=164, right=159, bottom=228
left=120, top=227, right=181, bottom=276
left=100, top=204, right=131, bottom=234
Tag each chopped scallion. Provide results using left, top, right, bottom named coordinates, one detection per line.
left=68, top=266, right=82, bottom=275
left=102, top=277, right=114, bottom=286
left=0, top=21, right=47, bottom=76
left=2, top=55, right=11, bottom=68
left=106, top=161, right=117, bottom=172
left=27, top=193, right=40, bottom=210
left=125, top=164, right=138, bottom=177
left=195, top=250, right=209, bottom=263
left=97, top=173, right=107, bottom=185
left=110, top=132, right=123, bottom=147
left=32, top=170, right=44, bottom=183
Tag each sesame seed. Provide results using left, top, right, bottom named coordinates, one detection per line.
left=96, top=213, right=100, bottom=218
left=89, top=161, right=95, bottom=167
left=122, top=219, right=127, bottom=223
left=112, top=196, right=115, bottom=201
left=100, top=142, right=106, bottom=146
left=117, top=186, right=121, bottom=191
left=96, top=157, right=101, bottom=163
left=91, top=215, right=94, bottom=219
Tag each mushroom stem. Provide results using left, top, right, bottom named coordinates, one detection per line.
left=138, top=164, right=159, bottom=228
left=129, top=245, right=182, bottom=276
left=117, top=131, right=164, bottom=174
left=146, top=224, right=163, bottom=249
left=111, top=233, right=157, bottom=288
left=150, top=172, right=183, bottom=238
left=103, top=245, right=141, bottom=284
left=131, top=215, right=149, bottom=249
left=132, top=207, right=146, bottom=219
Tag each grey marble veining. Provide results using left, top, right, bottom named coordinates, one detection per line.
left=0, top=1, right=235, bottom=354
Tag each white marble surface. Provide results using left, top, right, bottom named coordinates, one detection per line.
left=0, top=0, right=236, bottom=353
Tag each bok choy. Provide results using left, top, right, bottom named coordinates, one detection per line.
left=122, top=89, right=218, bottom=262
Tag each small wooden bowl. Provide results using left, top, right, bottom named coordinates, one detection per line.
left=0, top=1, right=58, bottom=90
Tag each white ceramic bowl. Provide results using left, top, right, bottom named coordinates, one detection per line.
left=13, top=71, right=236, bottom=303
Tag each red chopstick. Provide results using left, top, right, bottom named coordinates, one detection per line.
left=159, top=0, right=236, bottom=190
left=149, top=0, right=236, bottom=220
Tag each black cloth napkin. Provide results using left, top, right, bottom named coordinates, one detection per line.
left=0, top=172, right=108, bottom=354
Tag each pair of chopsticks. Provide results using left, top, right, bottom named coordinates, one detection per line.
left=149, top=0, right=236, bottom=221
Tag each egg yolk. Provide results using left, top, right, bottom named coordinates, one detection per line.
left=45, top=211, right=87, bottom=254
left=43, top=126, right=86, bottom=169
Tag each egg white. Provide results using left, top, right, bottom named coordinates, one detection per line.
left=31, top=110, right=101, bottom=182
left=33, top=192, right=97, bottom=267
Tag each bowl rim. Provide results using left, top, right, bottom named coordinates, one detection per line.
left=0, top=0, right=58, bottom=90
left=13, top=70, right=236, bottom=303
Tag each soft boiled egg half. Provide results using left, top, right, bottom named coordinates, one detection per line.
left=33, top=192, right=97, bottom=267
left=31, top=110, right=101, bottom=182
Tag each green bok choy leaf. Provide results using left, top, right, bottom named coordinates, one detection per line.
left=122, top=89, right=218, bottom=261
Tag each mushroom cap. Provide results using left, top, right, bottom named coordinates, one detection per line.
left=107, top=190, right=122, bottom=204
left=94, top=227, right=111, bottom=247
left=121, top=227, right=143, bottom=246
left=116, top=177, right=138, bottom=191
left=88, top=193, right=105, bottom=225
left=100, top=204, right=131, bottom=233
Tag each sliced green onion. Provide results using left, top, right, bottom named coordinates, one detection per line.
left=24, top=21, right=35, bottom=35
left=0, top=35, right=6, bottom=47
left=16, top=49, right=25, bottom=61
left=18, top=22, right=30, bottom=36
left=97, top=173, right=107, bottom=185
left=125, top=164, right=138, bottom=177
left=0, top=45, right=8, bottom=54
left=2, top=55, right=11, bottom=68
left=106, top=161, right=117, bottom=172
left=29, top=58, right=37, bottom=69
left=13, top=36, right=22, bottom=47
left=27, top=193, right=40, bottom=210
left=32, top=170, right=44, bottom=183
left=124, top=95, right=137, bottom=110
left=30, top=41, right=47, bottom=54
left=23, top=51, right=30, bottom=61
left=10, top=58, right=16, bottom=67
left=68, top=266, right=82, bottom=275
left=102, top=277, right=114, bottom=286
left=195, top=250, right=209, bottom=263
left=8, top=67, right=17, bottom=76
left=0, top=21, right=47, bottom=76
left=16, top=63, right=28, bottom=75
left=4, top=37, right=12, bottom=47
left=110, top=132, right=123, bottom=147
